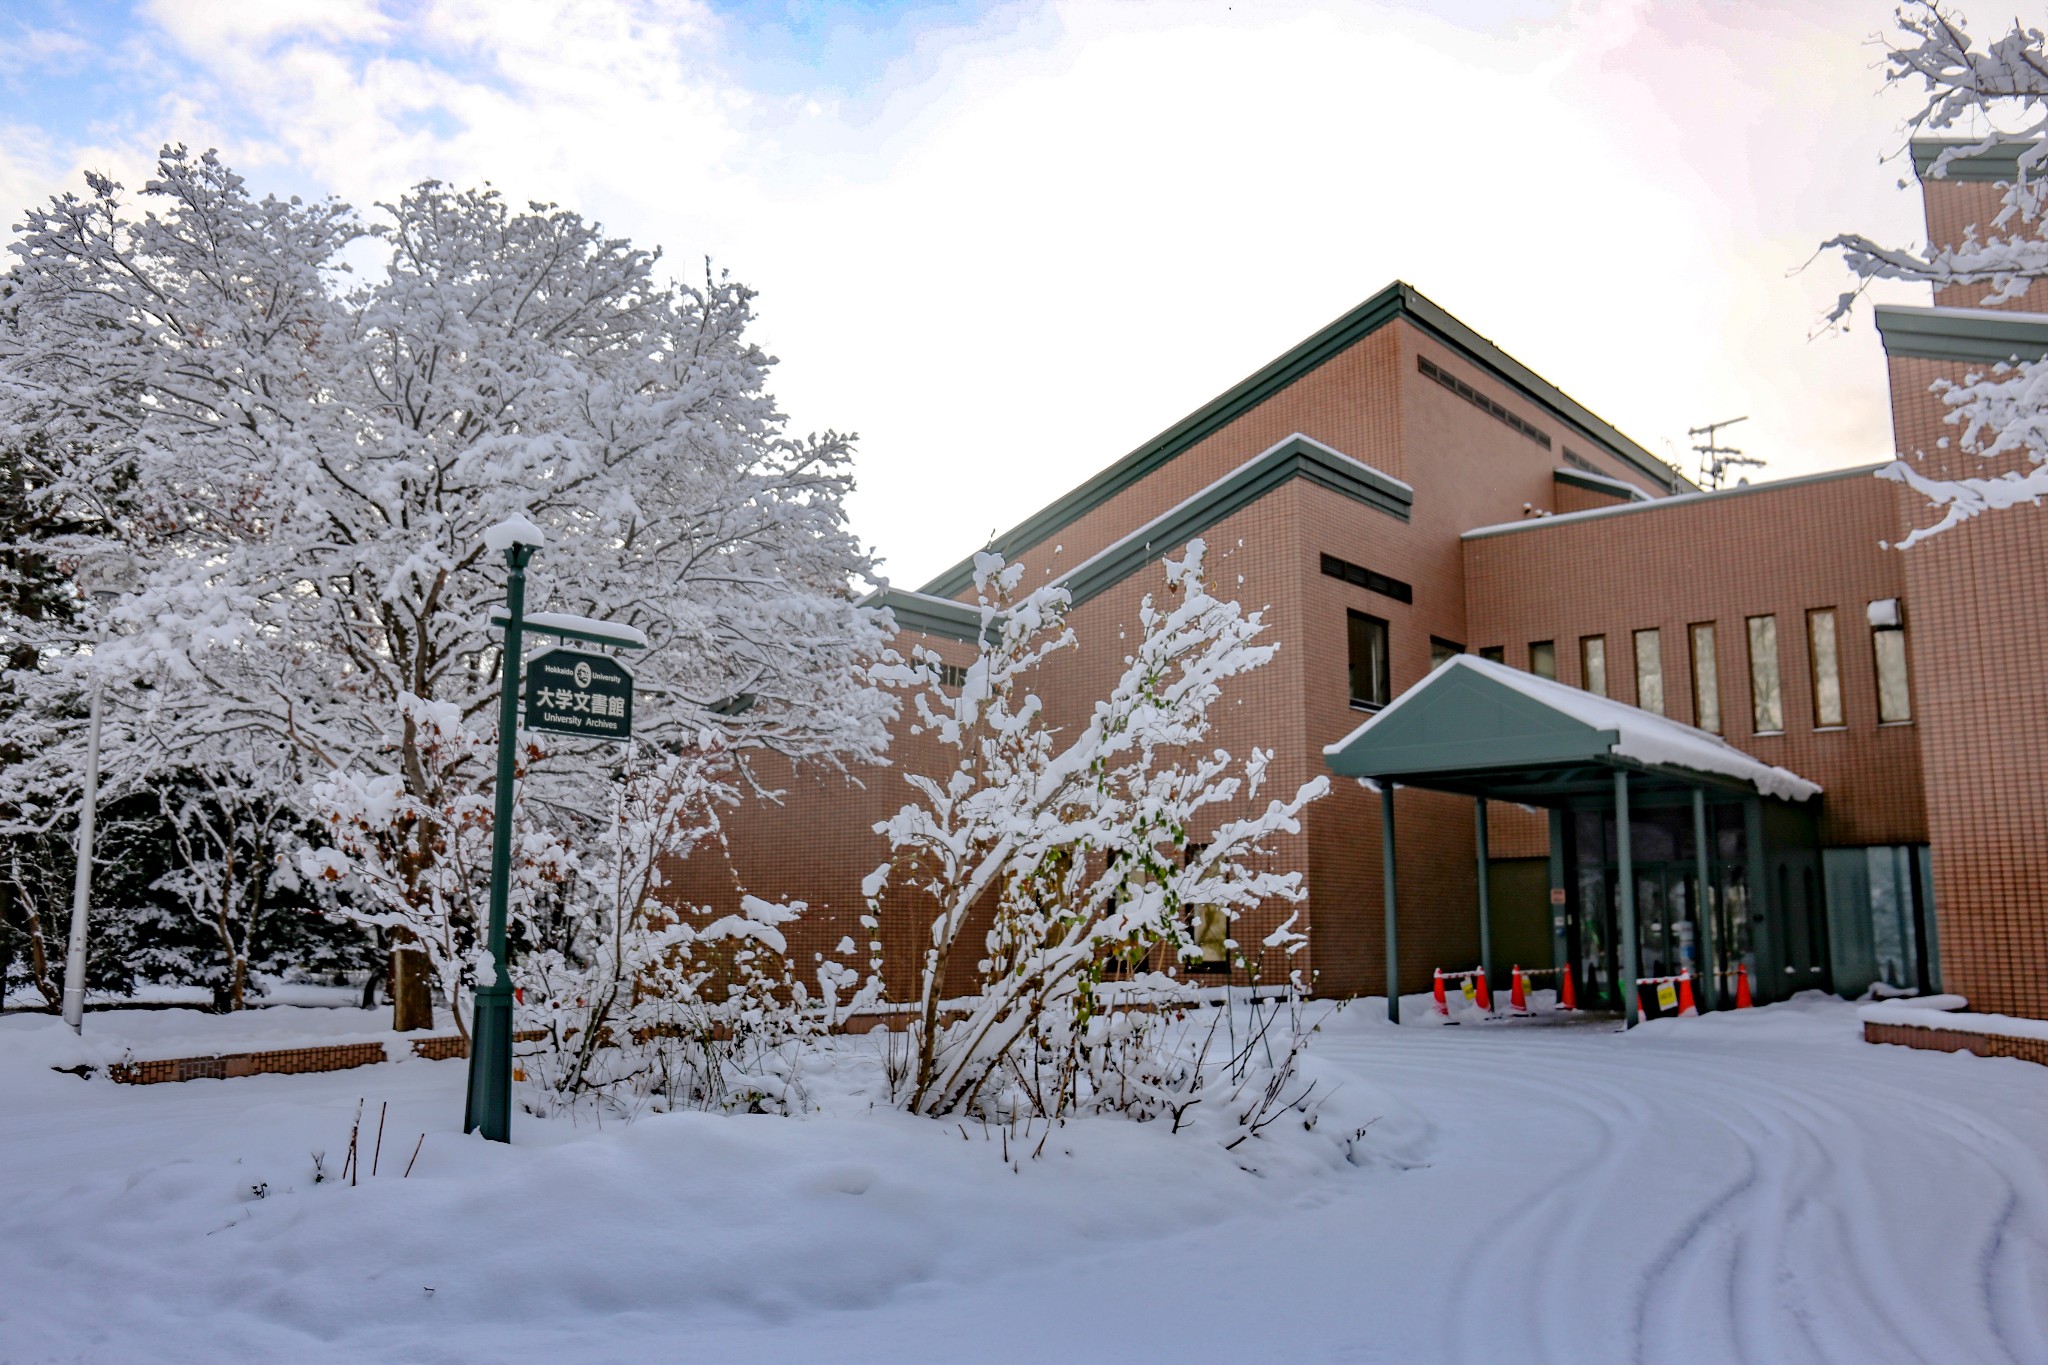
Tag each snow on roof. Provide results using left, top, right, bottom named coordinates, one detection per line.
left=1324, top=654, right=1820, bottom=801
left=1554, top=466, right=1649, bottom=500
left=1461, top=464, right=1891, bottom=540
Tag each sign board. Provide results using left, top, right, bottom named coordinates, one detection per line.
left=1656, top=980, right=1679, bottom=1011
left=1549, top=887, right=1568, bottom=906
left=523, top=647, right=633, bottom=741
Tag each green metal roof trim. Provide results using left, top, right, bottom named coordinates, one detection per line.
left=1874, top=303, right=2048, bottom=364
left=1324, top=655, right=1819, bottom=802
left=919, top=281, right=1685, bottom=599
left=1910, top=138, right=2044, bottom=183
left=1325, top=661, right=1624, bottom=781
left=1056, top=434, right=1410, bottom=609
left=873, top=434, right=1410, bottom=642
left=864, top=588, right=988, bottom=643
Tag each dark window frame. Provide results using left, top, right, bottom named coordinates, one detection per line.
left=1348, top=609, right=1391, bottom=710
left=1529, top=640, right=1557, bottom=680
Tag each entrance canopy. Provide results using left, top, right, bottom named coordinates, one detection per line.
left=1324, top=655, right=1819, bottom=807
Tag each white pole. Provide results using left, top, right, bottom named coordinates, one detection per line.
left=60, top=680, right=104, bottom=1033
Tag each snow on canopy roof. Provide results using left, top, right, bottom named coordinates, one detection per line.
left=1324, top=654, right=1821, bottom=802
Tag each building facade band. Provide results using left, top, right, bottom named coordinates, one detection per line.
left=690, top=148, right=2047, bottom=1022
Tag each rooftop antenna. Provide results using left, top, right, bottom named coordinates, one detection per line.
left=1688, top=416, right=1764, bottom=491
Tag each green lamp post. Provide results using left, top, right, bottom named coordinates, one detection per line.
left=465, top=519, right=539, bottom=1143
left=467, top=516, right=646, bottom=1143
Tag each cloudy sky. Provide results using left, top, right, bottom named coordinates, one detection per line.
left=2, top=0, right=1934, bottom=587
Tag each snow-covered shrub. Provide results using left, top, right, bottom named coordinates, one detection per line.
left=866, top=540, right=1327, bottom=1121
left=508, top=744, right=865, bottom=1116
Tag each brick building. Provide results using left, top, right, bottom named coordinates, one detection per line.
left=694, top=142, right=2046, bottom=1023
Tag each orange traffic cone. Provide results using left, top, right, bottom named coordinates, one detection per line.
left=1474, top=966, right=1493, bottom=1013
left=1559, top=966, right=1577, bottom=1011
left=1433, top=968, right=1449, bottom=1016
left=1677, top=970, right=1698, bottom=1017
left=1511, top=965, right=1529, bottom=1015
left=1735, top=963, right=1753, bottom=1009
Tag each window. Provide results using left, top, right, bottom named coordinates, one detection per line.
left=1690, top=623, right=1720, bottom=733
left=1579, top=635, right=1607, bottom=696
left=1320, top=553, right=1413, bottom=604
left=937, top=662, right=969, bottom=689
left=1633, top=629, right=1664, bottom=715
left=1746, top=614, right=1782, bottom=733
left=1480, top=646, right=1505, bottom=664
left=1875, top=621, right=1912, bottom=723
left=1529, top=640, right=1556, bottom=680
left=1807, top=608, right=1843, bottom=728
left=1348, top=610, right=1390, bottom=709
left=1430, top=637, right=1464, bottom=669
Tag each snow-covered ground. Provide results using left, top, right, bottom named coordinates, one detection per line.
left=4, top=994, right=2045, bottom=1364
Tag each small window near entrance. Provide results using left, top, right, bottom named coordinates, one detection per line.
left=1430, top=636, right=1464, bottom=669
left=1634, top=628, right=1664, bottom=715
left=1690, top=623, right=1720, bottom=733
left=1480, top=645, right=1505, bottom=664
left=1807, top=608, right=1843, bottom=728
left=1747, top=615, right=1782, bottom=734
left=1874, top=618, right=1912, bottom=723
left=1580, top=635, right=1607, bottom=696
left=1530, top=640, right=1556, bottom=680
left=1348, top=610, right=1390, bottom=709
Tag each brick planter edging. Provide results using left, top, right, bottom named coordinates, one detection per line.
left=1864, top=1019, right=2048, bottom=1067
left=103, top=1029, right=549, bottom=1085
left=107, top=1041, right=391, bottom=1085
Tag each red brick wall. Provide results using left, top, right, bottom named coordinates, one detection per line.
left=1921, top=177, right=2048, bottom=312
left=1886, top=353, right=2048, bottom=1017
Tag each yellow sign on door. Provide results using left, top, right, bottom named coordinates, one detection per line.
left=1656, top=981, right=1678, bottom=1010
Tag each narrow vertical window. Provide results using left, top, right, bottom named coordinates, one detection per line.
left=1747, top=614, right=1782, bottom=733
left=1348, top=610, right=1390, bottom=709
left=1633, top=628, right=1664, bottom=715
left=1874, top=623, right=1912, bottom=723
left=1690, top=623, right=1720, bottom=733
left=1580, top=636, right=1607, bottom=696
left=1529, top=640, right=1556, bottom=680
left=1807, top=608, right=1843, bottom=727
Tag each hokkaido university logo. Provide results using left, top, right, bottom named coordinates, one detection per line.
left=574, top=661, right=592, bottom=688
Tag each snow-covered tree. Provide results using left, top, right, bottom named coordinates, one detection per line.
left=865, top=540, right=1327, bottom=1119
left=0, top=148, right=891, bottom=1018
left=1826, top=2, right=2048, bottom=543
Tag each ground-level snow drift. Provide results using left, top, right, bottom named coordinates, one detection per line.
left=3, top=995, right=2044, bottom=1364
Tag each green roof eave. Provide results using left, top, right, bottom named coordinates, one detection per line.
left=865, top=588, right=990, bottom=644
left=1874, top=303, right=2048, bottom=364
left=919, top=281, right=1686, bottom=599
left=1327, top=728, right=1624, bottom=778
left=875, top=434, right=1410, bottom=642
left=1911, top=137, right=2045, bottom=183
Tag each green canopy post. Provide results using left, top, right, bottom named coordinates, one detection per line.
left=1692, top=788, right=1717, bottom=1012
left=1383, top=783, right=1399, bottom=1024
left=1474, top=798, right=1493, bottom=983
left=1616, top=770, right=1639, bottom=1028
